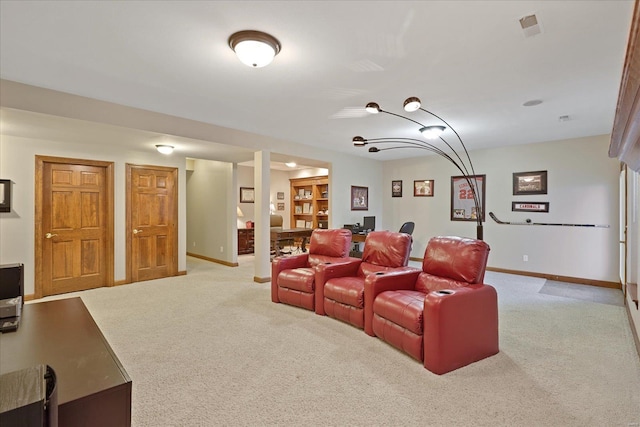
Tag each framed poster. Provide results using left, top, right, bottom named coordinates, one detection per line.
left=513, top=170, right=547, bottom=195
left=512, top=201, right=549, bottom=212
left=351, top=186, right=368, bottom=210
left=392, top=180, right=402, bottom=197
left=277, top=192, right=285, bottom=200
left=277, top=202, right=285, bottom=211
left=414, top=180, right=434, bottom=197
left=0, top=179, right=11, bottom=213
left=451, top=175, right=485, bottom=221
left=240, top=187, right=255, bottom=203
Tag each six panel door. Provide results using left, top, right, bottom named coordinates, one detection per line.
left=42, top=163, right=107, bottom=296
left=128, top=165, right=178, bottom=282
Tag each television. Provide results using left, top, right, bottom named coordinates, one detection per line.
left=363, top=216, right=375, bottom=232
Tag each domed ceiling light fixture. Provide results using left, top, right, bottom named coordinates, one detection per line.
left=155, top=144, right=174, bottom=155
left=228, top=30, right=281, bottom=68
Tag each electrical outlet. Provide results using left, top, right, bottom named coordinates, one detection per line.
left=523, top=255, right=528, bottom=262
left=220, top=246, right=224, bottom=253
left=193, top=241, right=196, bottom=247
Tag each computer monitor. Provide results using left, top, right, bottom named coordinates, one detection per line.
left=363, top=216, right=375, bottom=232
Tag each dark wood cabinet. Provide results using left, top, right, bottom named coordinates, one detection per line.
left=0, top=298, right=132, bottom=426
left=238, top=228, right=254, bottom=254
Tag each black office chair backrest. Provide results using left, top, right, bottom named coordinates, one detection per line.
left=399, top=221, right=415, bottom=235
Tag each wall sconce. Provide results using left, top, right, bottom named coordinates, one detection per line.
left=156, top=145, right=174, bottom=155
left=228, top=30, right=281, bottom=68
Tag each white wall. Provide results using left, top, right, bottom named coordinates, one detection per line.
left=0, top=135, right=187, bottom=296
left=383, top=134, right=620, bottom=282
left=186, top=159, right=235, bottom=262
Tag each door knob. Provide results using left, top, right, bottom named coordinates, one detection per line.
left=133, top=229, right=142, bottom=234
left=45, top=233, right=58, bottom=239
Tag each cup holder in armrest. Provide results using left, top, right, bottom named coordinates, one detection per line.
left=435, top=290, right=453, bottom=295
left=375, top=272, right=385, bottom=275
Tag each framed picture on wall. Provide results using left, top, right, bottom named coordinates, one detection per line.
left=277, top=202, right=285, bottom=211
left=450, top=175, right=485, bottom=221
left=0, top=179, right=11, bottom=213
left=513, top=170, right=547, bottom=195
left=414, top=180, right=434, bottom=197
left=351, top=186, right=368, bottom=210
left=240, top=187, right=255, bottom=203
left=392, top=180, right=402, bottom=197
left=277, top=192, right=285, bottom=200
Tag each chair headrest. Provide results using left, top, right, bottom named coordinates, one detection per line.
left=422, top=236, right=490, bottom=284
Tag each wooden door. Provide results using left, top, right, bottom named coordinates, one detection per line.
left=127, top=164, right=178, bottom=282
left=35, top=157, right=114, bottom=298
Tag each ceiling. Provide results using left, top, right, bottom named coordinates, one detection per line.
left=0, top=1, right=635, bottom=164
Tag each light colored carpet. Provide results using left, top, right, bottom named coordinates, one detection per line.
left=38, top=256, right=640, bottom=426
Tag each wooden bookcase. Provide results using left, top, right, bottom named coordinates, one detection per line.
left=290, top=176, right=329, bottom=229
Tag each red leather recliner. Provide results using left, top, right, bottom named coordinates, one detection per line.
left=315, top=231, right=415, bottom=328
left=271, top=228, right=353, bottom=311
left=364, top=235, right=498, bottom=374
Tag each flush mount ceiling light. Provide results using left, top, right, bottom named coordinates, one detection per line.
left=228, top=30, right=281, bottom=68
left=155, top=144, right=174, bottom=155
left=285, top=162, right=297, bottom=168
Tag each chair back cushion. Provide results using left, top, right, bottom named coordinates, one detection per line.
left=270, top=215, right=283, bottom=228
left=307, top=228, right=352, bottom=267
left=360, top=231, right=411, bottom=275
left=416, top=236, right=490, bottom=293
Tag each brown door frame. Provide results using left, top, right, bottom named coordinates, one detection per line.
left=35, top=156, right=114, bottom=299
left=125, top=163, right=178, bottom=283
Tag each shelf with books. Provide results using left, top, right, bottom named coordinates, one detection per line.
left=290, top=175, right=328, bottom=229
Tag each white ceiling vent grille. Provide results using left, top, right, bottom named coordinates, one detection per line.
left=519, top=14, right=542, bottom=38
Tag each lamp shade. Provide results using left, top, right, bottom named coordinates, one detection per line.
left=419, top=125, right=446, bottom=140
left=228, top=30, right=281, bottom=68
left=365, top=102, right=381, bottom=114
left=403, top=97, right=421, bottom=112
left=237, top=206, right=244, bottom=217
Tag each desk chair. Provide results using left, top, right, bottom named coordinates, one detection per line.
left=399, top=221, right=415, bottom=235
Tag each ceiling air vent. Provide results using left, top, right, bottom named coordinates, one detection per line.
left=519, top=14, right=542, bottom=38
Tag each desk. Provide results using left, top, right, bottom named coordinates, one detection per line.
left=238, top=228, right=254, bottom=254
left=349, top=232, right=369, bottom=258
left=351, top=233, right=368, bottom=243
left=271, top=228, right=313, bottom=257
left=0, top=298, right=132, bottom=427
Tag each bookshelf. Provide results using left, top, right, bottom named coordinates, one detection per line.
left=290, top=176, right=329, bottom=229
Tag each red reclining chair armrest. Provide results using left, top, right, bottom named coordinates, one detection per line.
left=271, top=253, right=310, bottom=303
left=313, top=258, right=362, bottom=315
left=423, top=284, right=499, bottom=374
left=363, top=268, right=422, bottom=336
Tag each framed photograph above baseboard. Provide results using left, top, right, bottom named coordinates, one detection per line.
left=512, top=201, right=549, bottom=212
left=391, top=180, right=402, bottom=197
left=414, top=180, right=434, bottom=197
left=351, top=186, right=368, bottom=210
left=240, top=187, right=255, bottom=203
left=513, top=170, right=547, bottom=195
